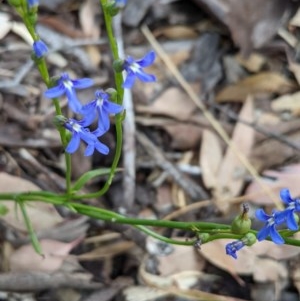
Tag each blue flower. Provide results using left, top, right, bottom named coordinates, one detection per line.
left=81, top=90, right=123, bottom=131
left=114, top=0, right=127, bottom=8
left=123, top=51, right=156, bottom=88
left=255, top=209, right=286, bottom=244
left=44, top=73, right=93, bottom=113
left=279, top=188, right=300, bottom=231
left=33, top=40, right=48, bottom=58
left=63, top=119, right=109, bottom=156
left=225, top=240, right=245, bottom=259
left=27, top=0, right=39, bottom=7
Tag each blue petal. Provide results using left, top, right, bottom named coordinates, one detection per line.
left=123, top=72, right=136, bottom=88
left=137, top=51, right=156, bottom=67
left=269, top=226, right=284, bottom=244
left=92, top=128, right=106, bottom=137
left=136, top=71, right=156, bottom=83
left=33, top=40, right=48, bottom=58
left=103, top=101, right=123, bottom=114
left=72, top=78, right=94, bottom=89
left=257, top=226, right=270, bottom=241
left=79, top=130, right=95, bottom=145
left=66, top=133, right=80, bottom=154
left=65, top=88, right=82, bottom=113
left=44, top=84, right=65, bottom=98
left=280, top=188, right=293, bottom=204
left=255, top=209, right=270, bottom=222
left=98, top=107, right=110, bottom=132
left=95, top=141, right=109, bottom=155
left=294, top=199, right=300, bottom=212
left=80, top=103, right=97, bottom=127
left=286, top=211, right=299, bottom=230
left=84, top=144, right=95, bottom=156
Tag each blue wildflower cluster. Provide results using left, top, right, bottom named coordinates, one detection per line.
left=255, top=189, right=300, bottom=244
left=225, top=189, right=300, bottom=259
left=42, top=51, right=156, bottom=155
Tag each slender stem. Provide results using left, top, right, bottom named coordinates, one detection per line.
left=79, top=0, right=125, bottom=198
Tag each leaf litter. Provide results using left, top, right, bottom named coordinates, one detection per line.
left=2, top=0, right=300, bottom=300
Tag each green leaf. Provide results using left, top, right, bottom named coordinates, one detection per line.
left=18, top=202, right=43, bottom=256
left=71, top=168, right=122, bottom=193
left=0, top=203, right=8, bottom=216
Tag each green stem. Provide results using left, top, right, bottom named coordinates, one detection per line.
left=78, top=0, right=125, bottom=198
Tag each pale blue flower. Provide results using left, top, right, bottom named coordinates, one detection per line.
left=81, top=90, right=123, bottom=131
left=123, top=51, right=156, bottom=88
left=44, top=73, right=93, bottom=113
left=63, top=118, right=109, bottom=156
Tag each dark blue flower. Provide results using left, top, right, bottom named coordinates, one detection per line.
left=81, top=90, right=123, bottom=131
left=44, top=73, right=93, bottom=113
left=63, top=119, right=109, bottom=156
left=123, top=51, right=156, bottom=88
left=33, top=40, right=48, bottom=58
left=279, top=188, right=300, bottom=231
left=225, top=240, right=245, bottom=259
left=27, top=0, right=39, bottom=7
left=255, top=209, right=286, bottom=244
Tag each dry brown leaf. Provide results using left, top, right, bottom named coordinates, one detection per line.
left=216, top=72, right=296, bottom=102
left=0, top=172, right=63, bottom=231
left=79, top=0, right=100, bottom=38
left=289, top=61, right=300, bottom=86
left=253, top=258, right=287, bottom=283
left=236, top=53, right=266, bottom=73
left=11, top=22, right=33, bottom=44
left=290, top=7, right=300, bottom=27
left=292, top=266, right=300, bottom=295
left=157, top=244, right=205, bottom=276
left=214, top=96, right=255, bottom=213
left=79, top=0, right=101, bottom=66
left=163, top=123, right=202, bottom=150
left=136, top=87, right=197, bottom=121
left=246, top=164, right=300, bottom=205
left=251, top=238, right=300, bottom=260
left=153, top=25, right=198, bottom=39
left=271, top=91, right=300, bottom=116
left=0, top=13, right=11, bottom=40
left=199, top=129, right=223, bottom=190
left=9, top=238, right=81, bottom=272
left=193, top=0, right=293, bottom=56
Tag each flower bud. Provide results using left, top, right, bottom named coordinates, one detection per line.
left=113, top=59, right=125, bottom=73
left=53, top=115, right=67, bottom=128
left=105, top=88, right=118, bottom=102
left=241, top=232, right=257, bottom=246
left=231, top=203, right=252, bottom=234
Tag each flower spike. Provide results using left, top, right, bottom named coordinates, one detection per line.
left=44, top=73, right=93, bottom=113
left=122, top=51, right=156, bottom=88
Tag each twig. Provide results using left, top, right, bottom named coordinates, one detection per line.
left=213, top=103, right=300, bottom=151
left=113, top=13, right=136, bottom=209
left=0, top=272, right=103, bottom=292
left=141, top=25, right=281, bottom=210
left=136, top=131, right=208, bottom=200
